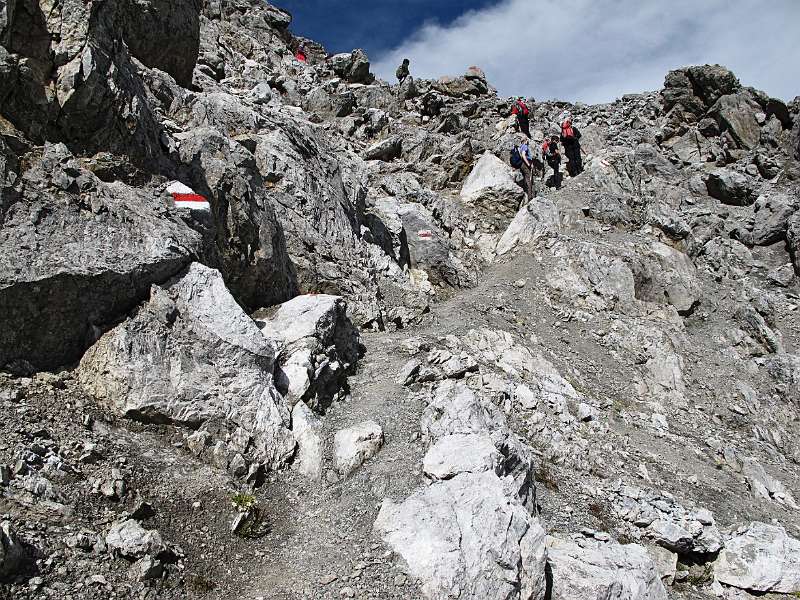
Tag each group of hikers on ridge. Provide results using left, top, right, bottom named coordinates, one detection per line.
left=511, top=97, right=584, bottom=199
left=397, top=60, right=584, bottom=202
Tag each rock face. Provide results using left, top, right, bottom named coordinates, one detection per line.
left=256, top=294, right=361, bottom=410
left=333, top=421, right=384, bottom=476
left=374, top=471, right=547, bottom=600
left=546, top=536, right=668, bottom=600
left=78, top=263, right=295, bottom=473
left=714, top=522, right=800, bottom=593
left=0, top=144, right=204, bottom=372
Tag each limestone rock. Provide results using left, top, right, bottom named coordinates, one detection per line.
left=334, top=421, right=384, bottom=476
left=374, top=471, right=547, bottom=600
left=546, top=536, right=668, bottom=600
left=106, top=520, right=168, bottom=561
left=750, top=193, right=799, bottom=246
left=422, top=434, right=502, bottom=481
left=256, top=294, right=361, bottom=410
left=460, top=152, right=525, bottom=220
left=291, top=401, right=324, bottom=481
left=364, top=137, right=402, bottom=161
left=712, top=92, right=762, bottom=150
left=714, top=522, right=800, bottom=593
left=78, top=263, right=295, bottom=472
left=496, top=197, right=560, bottom=256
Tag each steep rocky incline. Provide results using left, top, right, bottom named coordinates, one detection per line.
left=2, top=1, right=800, bottom=599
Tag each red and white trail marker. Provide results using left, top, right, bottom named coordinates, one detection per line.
left=167, top=182, right=210, bottom=211
left=417, top=229, right=434, bottom=240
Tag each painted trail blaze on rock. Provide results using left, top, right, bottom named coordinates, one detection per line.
left=167, top=181, right=210, bottom=210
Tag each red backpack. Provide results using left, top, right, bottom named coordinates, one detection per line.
left=562, top=122, right=574, bottom=139
left=514, top=100, right=529, bottom=116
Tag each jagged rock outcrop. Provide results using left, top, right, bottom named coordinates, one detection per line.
left=0, top=522, right=28, bottom=582
left=77, top=263, right=295, bottom=474
left=0, top=143, right=205, bottom=372
left=255, top=294, right=361, bottom=410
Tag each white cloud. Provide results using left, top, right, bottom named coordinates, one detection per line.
left=373, top=0, right=800, bottom=103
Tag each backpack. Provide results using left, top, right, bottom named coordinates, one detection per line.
left=562, top=123, right=575, bottom=139
left=510, top=146, right=523, bottom=169
left=515, top=100, right=529, bottom=116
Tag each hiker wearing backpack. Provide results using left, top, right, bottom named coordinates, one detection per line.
left=510, top=138, right=537, bottom=201
left=294, top=43, right=308, bottom=63
left=396, top=59, right=410, bottom=84
left=542, top=135, right=562, bottom=189
left=560, top=118, right=583, bottom=176
left=511, top=97, right=531, bottom=138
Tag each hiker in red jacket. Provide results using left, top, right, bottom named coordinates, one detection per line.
left=294, top=44, right=308, bottom=63
left=560, top=118, right=583, bottom=176
left=511, top=97, right=531, bottom=138
left=542, top=135, right=562, bottom=189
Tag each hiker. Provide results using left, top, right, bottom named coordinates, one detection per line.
left=560, top=118, right=583, bottom=176
left=294, top=43, right=308, bottom=63
left=511, top=97, right=531, bottom=138
left=542, top=134, right=562, bottom=189
left=510, top=138, right=537, bottom=201
left=396, top=58, right=410, bottom=84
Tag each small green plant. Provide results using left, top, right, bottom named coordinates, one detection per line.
left=231, top=492, right=257, bottom=512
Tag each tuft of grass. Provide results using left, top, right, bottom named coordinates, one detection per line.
left=231, top=492, right=257, bottom=512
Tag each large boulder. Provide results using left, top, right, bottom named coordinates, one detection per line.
left=750, top=193, right=799, bottom=246
left=374, top=471, right=547, bottom=600
left=546, top=536, right=668, bottom=600
left=686, top=65, right=740, bottom=107
left=714, top=522, right=800, bottom=593
left=255, top=294, right=361, bottom=410
left=711, top=92, right=762, bottom=150
left=177, top=127, right=295, bottom=310
left=460, top=152, right=525, bottom=222
left=328, top=49, right=372, bottom=84
left=78, top=263, right=296, bottom=473
left=706, top=168, right=755, bottom=205
left=363, top=136, right=402, bottom=161
left=0, top=143, right=204, bottom=372
left=496, top=197, right=560, bottom=256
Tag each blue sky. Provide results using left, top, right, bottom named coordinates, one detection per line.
left=275, top=0, right=800, bottom=104
left=274, top=1, right=496, bottom=57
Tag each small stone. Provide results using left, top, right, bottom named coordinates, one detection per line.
left=320, top=574, right=338, bottom=585
left=339, top=586, right=356, bottom=598
left=394, top=574, right=407, bottom=586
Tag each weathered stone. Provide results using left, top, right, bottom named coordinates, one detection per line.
left=706, top=169, right=755, bottom=205
left=374, top=471, right=547, bottom=600
left=78, top=263, right=295, bottom=472
left=750, top=193, right=799, bottom=246
left=715, top=522, right=800, bottom=593
left=546, top=536, right=668, bottom=600
left=422, top=434, right=501, bottom=481
left=460, top=152, right=525, bottom=221
left=291, top=401, right=324, bottom=480
left=712, top=92, right=762, bottom=150
left=363, top=137, right=402, bottom=161
left=106, top=520, right=168, bottom=561
left=256, top=294, right=361, bottom=410
left=496, top=197, right=560, bottom=256
left=334, top=421, right=384, bottom=476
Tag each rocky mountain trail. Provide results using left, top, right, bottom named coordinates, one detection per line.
left=2, top=0, right=800, bottom=599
